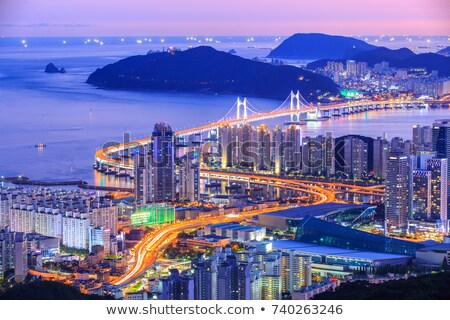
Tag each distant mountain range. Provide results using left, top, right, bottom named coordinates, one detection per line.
left=87, top=46, right=340, bottom=101
left=268, top=33, right=377, bottom=60
left=270, top=33, right=450, bottom=76
left=437, top=46, right=450, bottom=57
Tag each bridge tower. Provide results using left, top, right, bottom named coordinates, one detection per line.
left=236, top=97, right=248, bottom=121
left=290, top=90, right=302, bottom=122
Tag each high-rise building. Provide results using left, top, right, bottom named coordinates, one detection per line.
left=302, top=136, right=327, bottom=176
left=62, top=212, right=90, bottom=250
left=0, top=193, right=13, bottom=229
left=88, top=198, right=118, bottom=234
left=0, top=226, right=27, bottom=283
left=10, top=204, right=35, bottom=234
left=290, top=252, right=312, bottom=291
left=192, top=254, right=217, bottom=300
left=237, top=123, right=256, bottom=168
left=432, top=119, right=450, bottom=172
left=272, top=125, right=285, bottom=175
left=346, top=60, right=357, bottom=77
left=219, top=124, right=233, bottom=169
left=179, top=154, right=200, bottom=203
left=280, top=251, right=312, bottom=293
left=373, top=137, right=389, bottom=179
left=89, top=226, right=111, bottom=254
left=385, top=152, right=413, bottom=230
left=152, top=122, right=176, bottom=202
left=159, top=269, right=194, bottom=300
left=217, top=255, right=250, bottom=300
left=432, top=119, right=450, bottom=227
left=325, top=132, right=335, bottom=177
left=250, top=269, right=263, bottom=300
left=356, top=62, right=368, bottom=77
left=123, top=132, right=131, bottom=158
left=284, top=124, right=302, bottom=172
left=133, top=145, right=152, bottom=205
left=343, top=137, right=368, bottom=179
left=412, top=170, right=432, bottom=220
left=134, top=123, right=176, bottom=203
left=261, top=252, right=282, bottom=300
left=426, top=158, right=448, bottom=224
left=257, top=124, right=272, bottom=171
left=413, top=125, right=432, bottom=149
left=416, top=151, right=437, bottom=170
left=261, top=275, right=282, bottom=300
left=35, top=208, right=63, bottom=239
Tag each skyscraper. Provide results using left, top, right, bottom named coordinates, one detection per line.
left=302, top=136, right=327, bottom=176
left=179, top=153, right=200, bottom=203
left=261, top=253, right=282, bottom=300
left=133, top=145, right=153, bottom=205
left=432, top=119, right=450, bottom=227
left=257, top=124, right=271, bottom=171
left=0, top=226, right=27, bottom=283
left=159, top=269, right=194, bottom=300
left=346, top=60, right=357, bottom=77
left=192, top=254, right=217, bottom=300
left=217, top=255, right=250, bottom=300
left=413, top=125, right=432, bottom=150
left=325, top=132, right=335, bottom=177
left=219, top=124, right=237, bottom=169
left=237, top=123, right=255, bottom=168
left=281, top=250, right=312, bottom=293
left=432, top=119, right=450, bottom=171
left=272, top=125, right=285, bottom=175
left=426, top=158, right=448, bottom=225
left=134, top=123, right=176, bottom=204
left=343, top=137, right=368, bottom=179
left=373, top=136, right=389, bottom=180
left=284, top=124, right=302, bottom=172
left=385, top=152, right=413, bottom=230
left=412, top=170, right=432, bottom=220
left=152, top=122, right=176, bottom=202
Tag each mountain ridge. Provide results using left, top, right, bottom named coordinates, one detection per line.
left=268, top=33, right=377, bottom=59
left=87, top=46, right=340, bottom=101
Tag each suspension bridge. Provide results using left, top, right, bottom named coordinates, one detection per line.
left=94, top=91, right=448, bottom=169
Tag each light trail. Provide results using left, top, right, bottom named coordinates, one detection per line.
left=112, top=180, right=334, bottom=287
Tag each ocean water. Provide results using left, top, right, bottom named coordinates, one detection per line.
left=0, top=36, right=449, bottom=184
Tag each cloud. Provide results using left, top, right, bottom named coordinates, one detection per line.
left=0, top=23, right=92, bottom=28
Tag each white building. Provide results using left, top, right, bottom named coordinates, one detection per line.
left=10, top=204, right=35, bottom=234
left=89, top=226, right=112, bottom=254
left=35, top=207, right=63, bottom=239
left=62, top=212, right=90, bottom=250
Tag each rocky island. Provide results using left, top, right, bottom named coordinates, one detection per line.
left=45, top=63, right=66, bottom=73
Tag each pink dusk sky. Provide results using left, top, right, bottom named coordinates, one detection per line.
left=0, top=0, right=449, bottom=36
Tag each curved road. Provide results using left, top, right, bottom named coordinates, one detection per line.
left=113, top=180, right=335, bottom=287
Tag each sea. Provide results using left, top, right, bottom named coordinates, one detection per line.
left=0, top=35, right=449, bottom=184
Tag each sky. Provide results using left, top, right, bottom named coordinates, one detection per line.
left=0, top=0, right=449, bottom=36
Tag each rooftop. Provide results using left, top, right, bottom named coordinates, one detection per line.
left=261, top=202, right=370, bottom=219
left=272, top=240, right=411, bottom=261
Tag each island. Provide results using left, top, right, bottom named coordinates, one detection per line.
left=44, top=63, right=66, bottom=73
left=86, top=46, right=340, bottom=101
left=267, top=33, right=376, bottom=60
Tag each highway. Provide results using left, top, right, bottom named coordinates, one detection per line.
left=200, top=170, right=384, bottom=197
left=112, top=182, right=335, bottom=287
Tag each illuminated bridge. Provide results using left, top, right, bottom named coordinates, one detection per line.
left=94, top=91, right=448, bottom=170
